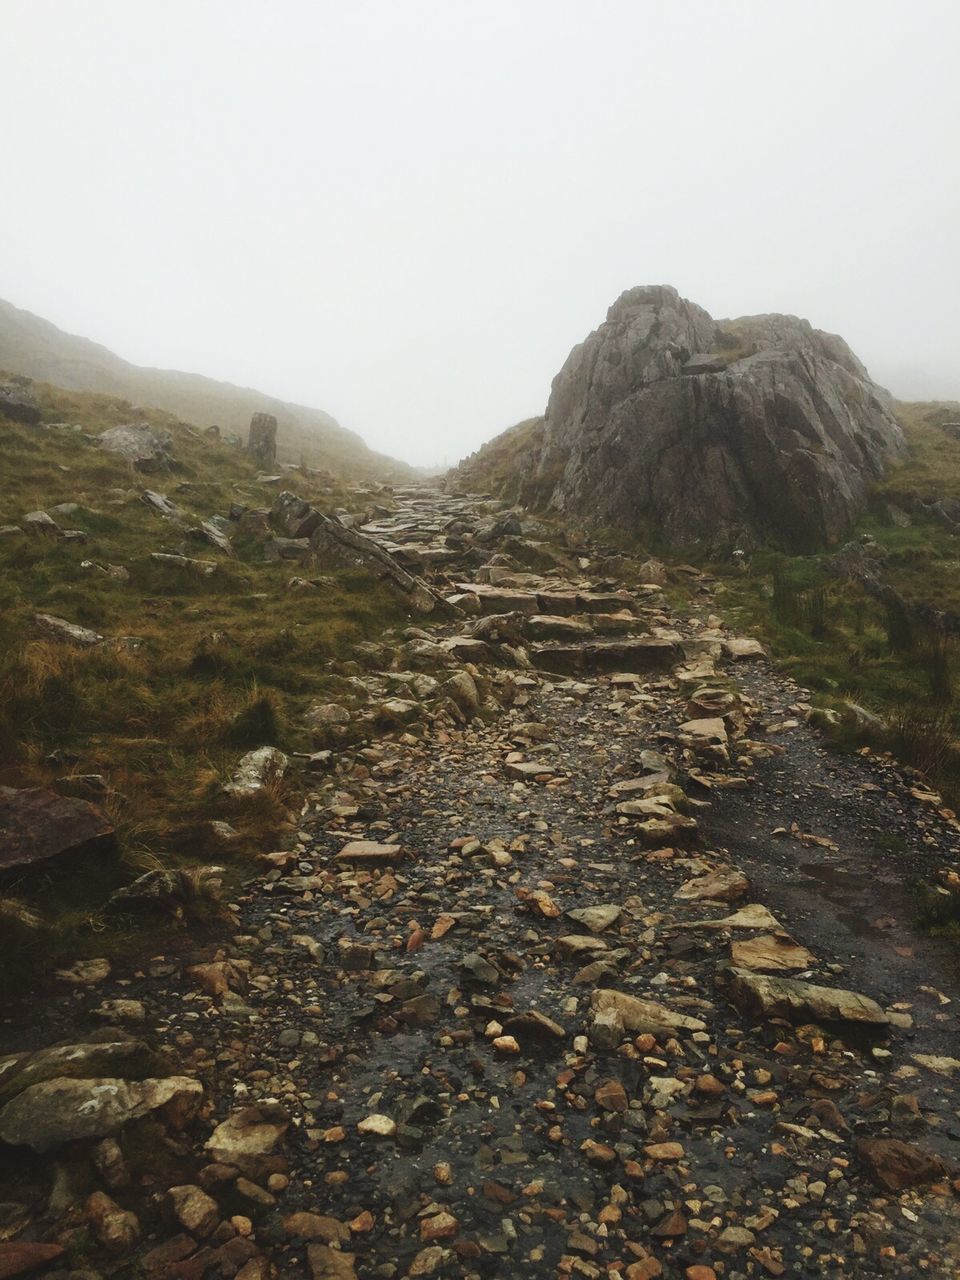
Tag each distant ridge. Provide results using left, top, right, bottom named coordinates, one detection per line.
left=0, top=297, right=412, bottom=480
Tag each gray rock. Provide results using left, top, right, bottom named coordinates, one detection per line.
left=0, top=380, right=41, bottom=424
left=34, top=612, right=103, bottom=646
left=0, top=1075, right=202, bottom=1152
left=467, top=285, right=903, bottom=550
left=23, top=509, right=60, bottom=535
left=150, top=552, right=217, bottom=576
left=98, top=424, right=172, bottom=471
left=0, top=1040, right=169, bottom=1104
left=224, top=747, right=289, bottom=796
left=722, top=967, right=889, bottom=1027
left=247, top=412, right=278, bottom=466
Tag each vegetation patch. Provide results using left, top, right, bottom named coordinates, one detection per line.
left=0, top=380, right=415, bottom=999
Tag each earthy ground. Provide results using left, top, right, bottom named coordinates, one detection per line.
left=3, top=488, right=960, bottom=1280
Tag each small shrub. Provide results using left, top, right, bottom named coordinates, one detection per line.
left=226, top=690, right=284, bottom=747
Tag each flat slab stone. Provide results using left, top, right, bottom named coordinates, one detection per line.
left=722, top=637, right=765, bottom=661
left=591, top=988, right=707, bottom=1035
left=534, top=637, right=679, bottom=675
left=0, top=786, right=116, bottom=876
left=724, top=967, right=888, bottom=1027
left=729, top=934, right=817, bottom=972
left=334, top=841, right=404, bottom=865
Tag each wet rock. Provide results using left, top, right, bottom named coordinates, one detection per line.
left=0, top=786, right=115, bottom=878
left=722, top=967, right=889, bottom=1027
left=855, top=1137, right=950, bottom=1191
left=86, top=1190, right=141, bottom=1254
left=591, top=989, right=707, bottom=1035
left=676, top=865, right=749, bottom=903
left=205, top=1104, right=290, bottom=1173
left=282, top=1213, right=350, bottom=1244
left=565, top=904, right=622, bottom=933
left=334, top=840, right=403, bottom=865
left=729, top=933, right=816, bottom=972
left=168, top=1184, right=220, bottom=1238
left=0, top=1243, right=65, bottom=1278
left=307, top=1243, right=358, bottom=1279
left=0, top=1075, right=202, bottom=1152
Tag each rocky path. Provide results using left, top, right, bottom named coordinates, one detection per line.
left=3, top=488, right=960, bottom=1280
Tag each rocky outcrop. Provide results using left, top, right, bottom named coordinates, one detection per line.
left=0, top=786, right=116, bottom=878
left=97, top=423, right=173, bottom=471
left=247, top=412, right=278, bottom=467
left=456, top=285, right=903, bottom=550
left=0, top=379, right=41, bottom=424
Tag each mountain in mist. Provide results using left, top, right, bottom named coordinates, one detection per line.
left=0, top=297, right=412, bottom=480
left=450, top=285, right=904, bottom=551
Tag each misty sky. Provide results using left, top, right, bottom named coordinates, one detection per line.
left=3, top=2, right=958, bottom=466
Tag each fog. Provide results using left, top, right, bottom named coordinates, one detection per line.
left=2, top=1, right=958, bottom=466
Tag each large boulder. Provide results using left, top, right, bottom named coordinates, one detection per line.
left=98, top=423, right=172, bottom=471
left=0, top=786, right=116, bottom=878
left=247, top=412, right=278, bottom=466
left=0, top=1040, right=169, bottom=1103
left=0, top=380, right=41, bottom=424
left=468, top=285, right=903, bottom=551
left=0, top=1075, right=202, bottom=1153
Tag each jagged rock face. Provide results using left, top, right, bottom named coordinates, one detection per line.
left=530, top=285, right=903, bottom=550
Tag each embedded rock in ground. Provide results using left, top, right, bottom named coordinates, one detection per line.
left=729, top=933, right=816, bottom=972
left=723, top=967, right=889, bottom=1027
left=106, top=865, right=223, bottom=913
left=590, top=989, right=707, bottom=1035
left=566, top=904, right=622, bottom=933
left=723, top=636, right=765, bottom=661
left=0, top=1040, right=168, bottom=1103
left=0, top=1242, right=65, bottom=1278
left=223, top=747, right=289, bottom=796
left=0, top=786, right=115, bottom=877
left=440, top=670, right=480, bottom=719
left=247, top=412, right=278, bottom=466
left=676, top=865, right=749, bottom=903
left=307, top=1243, right=359, bottom=1280
left=334, top=840, right=403, bottom=865
left=0, top=380, right=42, bottom=424
left=98, top=423, right=172, bottom=471
left=526, top=615, right=594, bottom=642
left=206, top=1103, right=290, bottom=1172
left=463, top=284, right=903, bottom=549
left=534, top=637, right=678, bottom=675
left=151, top=551, right=218, bottom=576
left=0, top=1075, right=202, bottom=1152
left=855, top=1137, right=951, bottom=1191
left=86, top=1190, right=141, bottom=1254
left=34, top=611, right=103, bottom=646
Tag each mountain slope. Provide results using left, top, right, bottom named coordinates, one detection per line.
left=450, top=285, right=903, bottom=551
left=0, top=296, right=412, bottom=479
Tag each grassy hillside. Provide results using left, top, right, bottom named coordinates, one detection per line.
left=0, top=379, right=416, bottom=998
left=710, top=400, right=960, bottom=800
left=0, top=296, right=414, bottom=480
left=447, top=416, right=543, bottom=501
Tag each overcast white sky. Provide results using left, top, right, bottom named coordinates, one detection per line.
left=3, top=2, right=958, bottom=465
